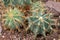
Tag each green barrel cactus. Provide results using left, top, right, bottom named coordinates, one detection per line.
left=3, top=0, right=14, bottom=6
left=3, top=8, right=25, bottom=30
left=26, top=1, right=53, bottom=37
left=3, top=0, right=32, bottom=7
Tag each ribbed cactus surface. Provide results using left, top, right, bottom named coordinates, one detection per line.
left=3, top=0, right=32, bottom=6
left=3, top=8, right=24, bottom=29
left=26, top=1, right=53, bottom=36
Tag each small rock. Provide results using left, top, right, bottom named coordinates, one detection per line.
left=53, top=38, right=56, bottom=40
left=2, top=35, right=5, bottom=38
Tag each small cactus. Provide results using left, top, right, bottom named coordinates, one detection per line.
left=3, top=0, right=32, bottom=7
left=3, top=0, right=14, bottom=6
left=2, top=8, right=24, bottom=30
left=26, top=1, right=53, bottom=37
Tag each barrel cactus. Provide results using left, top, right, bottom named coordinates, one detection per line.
left=3, top=0, right=14, bottom=6
left=2, top=8, right=25, bottom=31
left=26, top=1, right=53, bottom=37
left=3, top=0, right=32, bottom=7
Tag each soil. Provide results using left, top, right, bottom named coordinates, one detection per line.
left=0, top=27, right=59, bottom=40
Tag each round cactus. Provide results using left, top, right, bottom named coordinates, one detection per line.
left=2, top=8, right=25, bottom=30
left=3, top=0, right=14, bottom=6
left=26, top=1, right=53, bottom=36
left=3, top=0, right=32, bottom=7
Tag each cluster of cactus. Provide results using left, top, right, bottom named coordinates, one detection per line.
left=2, top=7, right=25, bottom=31
left=2, top=0, right=53, bottom=37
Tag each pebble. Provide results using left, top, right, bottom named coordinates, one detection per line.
left=2, top=35, right=5, bottom=38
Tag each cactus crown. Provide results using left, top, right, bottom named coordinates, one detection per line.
left=26, top=1, right=53, bottom=36
left=3, top=8, right=24, bottom=29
